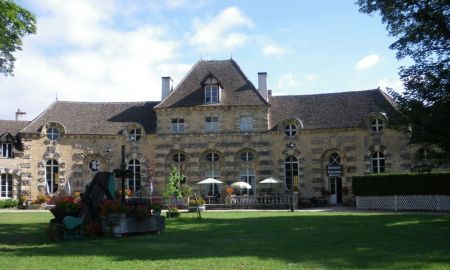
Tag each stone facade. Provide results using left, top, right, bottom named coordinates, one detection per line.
left=0, top=59, right=437, bottom=203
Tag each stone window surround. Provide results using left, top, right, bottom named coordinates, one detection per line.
left=171, top=118, right=185, bottom=133
left=203, top=77, right=220, bottom=104
left=1, top=143, right=12, bottom=158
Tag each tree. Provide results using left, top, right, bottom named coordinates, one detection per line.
left=357, top=0, right=450, bottom=159
left=0, top=0, right=36, bottom=76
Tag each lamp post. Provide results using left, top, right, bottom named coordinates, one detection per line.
left=288, top=142, right=295, bottom=212
left=113, top=145, right=133, bottom=203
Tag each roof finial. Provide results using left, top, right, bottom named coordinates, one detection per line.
left=56, top=93, right=58, bottom=101
left=230, top=52, right=233, bottom=59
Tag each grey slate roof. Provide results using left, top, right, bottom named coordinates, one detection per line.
left=269, top=89, right=399, bottom=130
left=155, top=59, right=268, bottom=108
left=0, top=120, right=30, bottom=136
left=21, top=101, right=158, bottom=135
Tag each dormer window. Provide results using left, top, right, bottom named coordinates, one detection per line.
left=1, top=143, right=12, bottom=158
left=47, top=127, right=59, bottom=141
left=204, top=77, right=220, bottom=104
left=284, top=124, right=297, bottom=137
left=371, top=119, right=384, bottom=133
left=129, top=128, right=141, bottom=142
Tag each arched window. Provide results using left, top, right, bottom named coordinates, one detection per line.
left=329, top=153, right=341, bottom=166
left=206, top=152, right=219, bottom=163
left=127, top=159, right=141, bottom=192
left=47, top=127, right=59, bottom=141
left=173, top=153, right=186, bottom=163
left=371, top=152, right=385, bottom=173
left=284, top=124, right=297, bottom=137
left=240, top=151, right=254, bottom=162
left=46, top=159, right=59, bottom=194
left=240, top=168, right=255, bottom=195
left=370, top=119, right=384, bottom=133
left=129, top=128, right=142, bottom=142
left=284, top=155, right=298, bottom=191
left=418, top=148, right=431, bottom=162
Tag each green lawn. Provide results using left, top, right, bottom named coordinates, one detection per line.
left=0, top=211, right=449, bottom=269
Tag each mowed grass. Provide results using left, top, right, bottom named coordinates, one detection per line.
left=0, top=211, right=449, bottom=270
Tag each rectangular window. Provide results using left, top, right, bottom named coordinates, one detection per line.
left=1, top=143, right=12, bottom=158
left=205, top=117, right=219, bottom=132
left=239, top=116, right=253, bottom=132
left=1, top=174, right=13, bottom=198
left=171, top=119, right=185, bottom=133
left=205, top=85, right=219, bottom=104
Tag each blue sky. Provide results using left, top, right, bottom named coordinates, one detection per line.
left=0, top=0, right=405, bottom=120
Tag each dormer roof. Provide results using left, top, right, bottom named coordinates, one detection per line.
left=155, top=59, right=268, bottom=109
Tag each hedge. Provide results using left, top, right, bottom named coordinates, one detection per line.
left=352, top=173, right=450, bottom=196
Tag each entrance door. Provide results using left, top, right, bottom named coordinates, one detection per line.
left=329, top=177, right=342, bottom=204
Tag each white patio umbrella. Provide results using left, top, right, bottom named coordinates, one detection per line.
left=197, top=178, right=223, bottom=184
left=259, top=177, right=282, bottom=184
left=231, top=181, right=252, bottom=189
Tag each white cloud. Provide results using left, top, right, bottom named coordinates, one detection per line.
left=355, top=54, right=380, bottom=70
left=261, top=45, right=286, bottom=58
left=305, top=73, right=318, bottom=82
left=189, top=6, right=253, bottom=53
left=278, top=73, right=299, bottom=91
left=0, top=0, right=190, bottom=120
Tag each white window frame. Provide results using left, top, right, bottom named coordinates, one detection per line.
left=46, top=159, right=59, bottom=194
left=240, top=168, right=256, bottom=195
left=205, top=85, right=219, bottom=104
left=284, top=155, right=298, bottom=191
left=129, top=128, right=142, bottom=142
left=1, top=143, right=12, bottom=158
left=47, top=127, right=59, bottom=141
left=284, top=124, right=297, bottom=137
left=418, top=148, right=431, bottom=162
left=171, top=119, right=185, bottom=133
left=1, top=174, right=13, bottom=198
left=127, top=159, right=141, bottom=192
left=240, top=151, right=254, bottom=162
left=173, top=153, right=186, bottom=163
left=371, top=119, right=384, bottom=133
left=239, top=116, right=253, bottom=132
left=205, top=117, right=219, bottom=132
left=371, top=152, right=385, bottom=173
left=89, top=160, right=101, bottom=172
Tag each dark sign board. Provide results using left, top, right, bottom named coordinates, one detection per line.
left=327, top=165, right=343, bottom=177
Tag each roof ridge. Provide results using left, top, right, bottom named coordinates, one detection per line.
left=271, top=88, right=380, bottom=98
left=54, top=100, right=160, bottom=104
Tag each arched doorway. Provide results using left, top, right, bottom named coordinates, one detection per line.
left=327, top=153, right=343, bottom=204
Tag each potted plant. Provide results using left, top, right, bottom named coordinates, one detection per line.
left=188, top=199, right=206, bottom=212
left=151, top=202, right=162, bottom=216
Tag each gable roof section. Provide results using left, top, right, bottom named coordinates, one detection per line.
left=269, top=89, right=399, bottom=130
left=0, top=120, right=30, bottom=137
left=155, top=59, right=268, bottom=108
left=21, top=101, right=158, bottom=135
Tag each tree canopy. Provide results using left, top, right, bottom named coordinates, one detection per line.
left=357, top=0, right=450, bottom=159
left=0, top=0, right=36, bottom=76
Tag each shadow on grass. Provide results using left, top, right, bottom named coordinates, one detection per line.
left=0, top=212, right=449, bottom=269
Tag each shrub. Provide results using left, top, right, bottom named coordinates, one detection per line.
left=0, top=199, right=18, bottom=208
left=189, top=199, right=206, bottom=206
left=352, top=173, right=450, bottom=196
